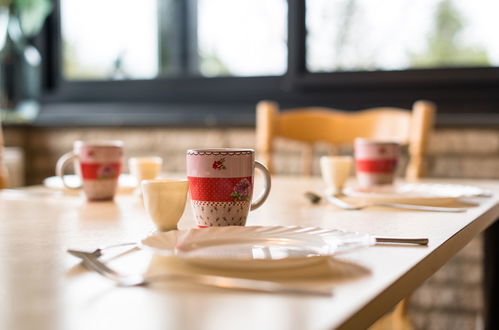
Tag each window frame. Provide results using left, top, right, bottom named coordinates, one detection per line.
left=39, top=0, right=499, bottom=124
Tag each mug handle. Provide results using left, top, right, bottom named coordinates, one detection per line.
left=55, top=151, right=80, bottom=190
left=250, top=161, right=271, bottom=211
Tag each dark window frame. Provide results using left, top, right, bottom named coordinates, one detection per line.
left=38, top=0, right=499, bottom=126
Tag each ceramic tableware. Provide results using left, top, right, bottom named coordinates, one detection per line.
left=320, top=155, right=353, bottom=194
left=56, top=140, right=123, bottom=201
left=186, top=148, right=271, bottom=227
left=354, top=138, right=400, bottom=188
left=140, top=226, right=366, bottom=269
left=129, top=156, right=163, bottom=195
left=343, top=182, right=491, bottom=205
left=43, top=174, right=136, bottom=194
left=142, top=179, right=189, bottom=231
left=140, top=226, right=428, bottom=270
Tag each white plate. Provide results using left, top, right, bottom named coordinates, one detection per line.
left=43, top=174, right=136, bottom=193
left=140, top=226, right=373, bottom=270
left=343, top=183, right=491, bottom=204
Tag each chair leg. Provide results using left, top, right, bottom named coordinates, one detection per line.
left=302, top=144, right=314, bottom=176
left=392, top=299, right=413, bottom=330
left=0, top=163, right=8, bottom=189
left=369, top=298, right=413, bottom=330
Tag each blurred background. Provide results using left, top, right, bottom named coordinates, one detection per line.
left=1, top=0, right=498, bottom=329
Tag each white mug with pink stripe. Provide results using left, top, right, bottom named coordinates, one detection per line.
left=56, top=141, right=123, bottom=201
left=186, top=149, right=271, bottom=227
left=354, top=138, right=400, bottom=188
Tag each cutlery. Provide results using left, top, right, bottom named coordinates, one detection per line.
left=68, top=250, right=333, bottom=297
left=69, top=242, right=137, bottom=259
left=374, top=237, right=428, bottom=245
left=305, top=191, right=467, bottom=213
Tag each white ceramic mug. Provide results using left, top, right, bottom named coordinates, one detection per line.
left=56, top=141, right=123, bottom=201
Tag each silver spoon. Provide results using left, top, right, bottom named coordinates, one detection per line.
left=68, top=242, right=137, bottom=259
left=68, top=249, right=333, bottom=296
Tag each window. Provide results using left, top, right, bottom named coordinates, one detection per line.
left=43, top=0, right=499, bottom=122
left=306, top=0, right=499, bottom=72
left=61, top=0, right=161, bottom=80
left=197, top=0, right=287, bottom=77
left=60, top=0, right=287, bottom=80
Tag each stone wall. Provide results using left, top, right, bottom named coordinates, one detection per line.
left=3, top=127, right=257, bottom=184
left=3, top=125, right=496, bottom=329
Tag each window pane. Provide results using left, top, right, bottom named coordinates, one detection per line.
left=306, top=0, right=499, bottom=72
left=61, top=0, right=287, bottom=80
left=197, top=0, right=287, bottom=77
left=61, top=0, right=161, bottom=80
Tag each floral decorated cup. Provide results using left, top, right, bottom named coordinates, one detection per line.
left=56, top=141, right=123, bottom=201
left=354, top=138, right=400, bottom=188
left=186, top=149, right=271, bottom=227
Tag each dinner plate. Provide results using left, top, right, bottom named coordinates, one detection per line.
left=140, top=226, right=373, bottom=270
left=343, top=183, right=491, bottom=204
left=43, top=174, right=136, bottom=193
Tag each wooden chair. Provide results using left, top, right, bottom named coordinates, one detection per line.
left=256, top=100, right=436, bottom=330
left=256, top=100, right=435, bottom=180
left=0, top=118, right=9, bottom=189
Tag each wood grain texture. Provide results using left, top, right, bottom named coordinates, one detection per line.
left=406, top=101, right=436, bottom=181
left=0, top=177, right=497, bottom=330
left=0, top=119, right=9, bottom=189
left=255, top=100, right=436, bottom=179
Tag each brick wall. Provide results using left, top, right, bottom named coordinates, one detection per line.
left=3, top=125, right=495, bottom=329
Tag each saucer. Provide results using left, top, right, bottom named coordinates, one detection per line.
left=343, top=183, right=491, bottom=204
left=43, top=174, right=136, bottom=193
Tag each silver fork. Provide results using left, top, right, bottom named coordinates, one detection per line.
left=68, top=250, right=333, bottom=297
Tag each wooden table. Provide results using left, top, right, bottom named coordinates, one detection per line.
left=1, top=176, right=499, bottom=330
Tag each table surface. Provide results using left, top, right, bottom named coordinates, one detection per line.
left=1, top=176, right=499, bottom=330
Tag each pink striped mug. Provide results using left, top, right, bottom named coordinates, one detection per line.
left=186, top=149, right=271, bottom=227
left=354, top=138, right=400, bottom=188
left=56, top=141, right=123, bottom=201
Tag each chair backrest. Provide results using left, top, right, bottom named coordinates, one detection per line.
left=256, top=100, right=435, bottom=180
left=0, top=119, right=8, bottom=188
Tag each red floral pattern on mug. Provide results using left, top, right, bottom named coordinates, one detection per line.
left=212, top=158, right=227, bottom=170
left=230, top=178, right=251, bottom=201
left=97, top=164, right=117, bottom=179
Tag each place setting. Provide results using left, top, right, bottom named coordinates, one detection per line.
left=306, top=138, right=491, bottom=212
left=67, top=147, right=434, bottom=297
